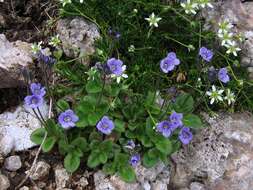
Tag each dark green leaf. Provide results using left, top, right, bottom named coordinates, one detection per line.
left=183, top=114, right=203, bottom=128
left=64, top=152, right=80, bottom=173
left=155, top=137, right=172, bottom=155
left=87, top=151, right=101, bottom=168
left=71, top=137, right=88, bottom=152
left=173, top=93, right=194, bottom=114
left=118, top=165, right=136, bottom=182
left=115, top=119, right=125, bottom=132
left=143, top=152, right=159, bottom=168
left=99, top=152, right=108, bottom=164
left=30, top=128, right=46, bottom=145
left=42, top=136, right=56, bottom=152
left=56, top=99, right=70, bottom=112
left=86, top=79, right=102, bottom=93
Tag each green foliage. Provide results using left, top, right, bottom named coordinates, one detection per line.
left=30, top=0, right=253, bottom=184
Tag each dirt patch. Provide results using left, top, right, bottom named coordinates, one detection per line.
left=0, top=0, right=58, bottom=42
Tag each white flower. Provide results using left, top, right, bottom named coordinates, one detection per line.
left=224, top=89, right=235, bottom=105
left=80, top=0, right=84, bottom=3
left=111, top=65, right=128, bottom=83
left=218, top=20, right=233, bottom=34
left=225, top=41, right=241, bottom=56
left=60, top=0, right=71, bottom=7
left=128, top=45, right=135, bottom=52
left=196, top=0, right=213, bottom=9
left=206, top=85, right=224, bottom=105
left=31, top=41, right=42, bottom=54
left=49, top=35, right=61, bottom=47
left=217, top=32, right=233, bottom=46
left=145, top=13, right=162, bottom=28
left=181, top=0, right=198, bottom=15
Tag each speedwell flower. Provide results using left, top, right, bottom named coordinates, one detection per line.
left=129, top=154, right=140, bottom=167
left=179, top=127, right=193, bottom=145
left=156, top=121, right=173, bottom=138
left=218, top=68, right=230, bottom=83
left=25, top=95, right=44, bottom=109
left=107, top=58, right=124, bottom=76
left=206, top=85, right=224, bottom=104
left=181, top=0, right=198, bottom=15
left=224, top=89, right=235, bottom=105
left=145, top=12, right=162, bottom=28
left=225, top=41, right=241, bottom=56
left=30, top=83, right=46, bottom=97
left=160, top=52, right=180, bottom=73
left=199, top=47, right=213, bottom=62
left=125, top=140, right=136, bottom=150
left=96, top=116, right=115, bottom=135
left=111, top=65, right=128, bottom=83
left=58, top=109, right=79, bottom=129
left=169, top=111, right=183, bottom=129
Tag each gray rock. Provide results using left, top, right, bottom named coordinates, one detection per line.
left=151, top=180, right=167, bottom=190
left=56, top=17, right=100, bottom=64
left=0, top=102, right=48, bottom=152
left=0, top=34, right=33, bottom=88
left=201, top=0, right=253, bottom=79
left=30, top=161, right=51, bottom=180
left=19, top=187, right=29, bottom=190
left=54, top=165, right=70, bottom=189
left=0, top=174, right=10, bottom=190
left=4, top=155, right=22, bottom=171
left=170, top=112, right=253, bottom=190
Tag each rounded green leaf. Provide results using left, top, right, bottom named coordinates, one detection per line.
left=42, top=136, right=57, bottom=152
left=30, top=128, right=46, bottom=145
left=118, top=165, right=136, bottom=182
left=64, top=153, right=80, bottom=173
left=183, top=114, right=203, bottom=128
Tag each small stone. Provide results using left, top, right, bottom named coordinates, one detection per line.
left=142, top=180, right=151, bottom=190
left=30, top=161, right=51, bottom=180
left=0, top=174, right=10, bottom=190
left=190, top=182, right=206, bottom=190
left=54, top=165, right=70, bottom=188
left=78, top=177, right=88, bottom=188
left=19, top=186, right=29, bottom=190
left=151, top=180, right=167, bottom=190
left=4, top=155, right=22, bottom=171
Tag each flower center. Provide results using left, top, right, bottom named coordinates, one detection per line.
left=102, top=124, right=109, bottom=129
left=64, top=116, right=72, bottom=122
left=31, top=97, right=38, bottom=104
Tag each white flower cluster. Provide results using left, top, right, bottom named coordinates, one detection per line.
left=206, top=85, right=235, bottom=105
left=217, top=20, right=241, bottom=56
left=60, top=0, right=83, bottom=7
left=180, top=0, right=213, bottom=15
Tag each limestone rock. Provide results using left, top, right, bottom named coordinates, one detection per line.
left=4, top=155, right=22, bottom=171
left=0, top=102, right=48, bottom=152
left=0, top=34, right=33, bottom=88
left=30, top=161, right=51, bottom=180
left=54, top=165, right=71, bottom=189
left=56, top=17, right=100, bottom=64
left=0, top=174, right=10, bottom=190
left=170, top=112, right=253, bottom=190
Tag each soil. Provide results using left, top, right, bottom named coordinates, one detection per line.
left=0, top=0, right=58, bottom=42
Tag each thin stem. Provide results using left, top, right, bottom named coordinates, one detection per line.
left=95, top=74, right=106, bottom=110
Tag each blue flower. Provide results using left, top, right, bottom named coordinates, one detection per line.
left=160, top=52, right=180, bottom=73
left=156, top=121, right=173, bottom=137
left=169, top=111, right=183, bottom=129
left=107, top=58, right=124, bottom=76
left=96, top=116, right=115, bottom=135
left=218, top=68, right=230, bottom=83
left=24, top=95, right=44, bottom=109
left=199, top=47, right=213, bottom=62
left=37, top=50, right=56, bottom=65
left=58, top=109, right=79, bottom=129
left=30, top=83, right=46, bottom=97
left=129, top=154, right=140, bottom=167
left=125, top=140, right=136, bottom=150
left=179, top=127, right=193, bottom=145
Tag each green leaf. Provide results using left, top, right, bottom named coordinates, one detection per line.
left=87, top=151, right=101, bottom=168
left=139, top=135, right=153, bottom=147
left=45, top=119, right=60, bottom=137
left=71, top=137, right=88, bottom=152
left=42, top=136, right=57, bottom=152
left=64, top=152, right=80, bottom=173
left=173, top=93, right=194, bottom=114
left=30, top=128, right=46, bottom=145
left=145, top=91, right=156, bottom=107
left=115, top=119, right=125, bottom=132
left=88, top=113, right=101, bottom=126
left=75, top=116, right=89, bottom=128
left=183, top=114, right=203, bottom=128
left=118, top=165, right=136, bottom=182
left=99, top=152, right=108, bottom=164
left=58, top=139, right=70, bottom=155
left=56, top=99, right=70, bottom=112
left=86, top=79, right=102, bottom=93
left=103, top=162, right=116, bottom=175
left=100, top=140, right=113, bottom=153
left=143, top=152, right=159, bottom=168
left=155, top=137, right=172, bottom=155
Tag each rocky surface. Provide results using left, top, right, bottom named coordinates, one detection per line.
left=56, top=17, right=100, bottom=64
left=201, top=0, right=253, bottom=79
left=54, top=164, right=71, bottom=189
left=170, top=112, right=253, bottom=190
left=0, top=102, right=48, bottom=155
left=0, top=174, right=10, bottom=190
left=0, top=34, right=33, bottom=88
left=94, top=162, right=170, bottom=190
left=30, top=161, right=51, bottom=181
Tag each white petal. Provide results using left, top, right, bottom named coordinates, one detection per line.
left=210, top=98, right=215, bottom=105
